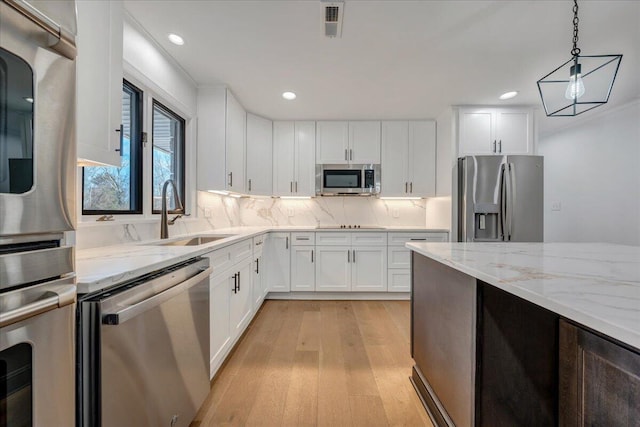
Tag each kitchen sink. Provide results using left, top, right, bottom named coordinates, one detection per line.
left=157, top=235, right=235, bottom=246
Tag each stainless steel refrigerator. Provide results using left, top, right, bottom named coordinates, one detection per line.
left=458, top=155, right=543, bottom=242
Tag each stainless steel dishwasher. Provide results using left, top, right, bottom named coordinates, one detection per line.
left=78, top=257, right=211, bottom=427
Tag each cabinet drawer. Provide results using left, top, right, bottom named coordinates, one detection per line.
left=315, top=232, right=351, bottom=246
left=208, top=248, right=233, bottom=276
left=388, top=247, right=410, bottom=269
left=253, top=234, right=266, bottom=257
left=388, top=232, right=448, bottom=246
left=351, top=232, right=387, bottom=246
left=388, top=269, right=410, bottom=292
left=229, top=239, right=253, bottom=263
left=291, top=232, right=315, bottom=246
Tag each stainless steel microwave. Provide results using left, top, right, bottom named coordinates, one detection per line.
left=316, top=164, right=381, bottom=196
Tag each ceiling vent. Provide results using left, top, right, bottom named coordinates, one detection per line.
left=322, top=1, right=344, bottom=38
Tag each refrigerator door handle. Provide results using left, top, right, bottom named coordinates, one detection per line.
left=500, top=164, right=507, bottom=240
left=507, top=162, right=516, bottom=241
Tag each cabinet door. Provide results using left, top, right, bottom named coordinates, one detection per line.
left=458, top=108, right=494, bottom=156
left=209, top=272, right=231, bottom=377
left=388, top=247, right=410, bottom=269
left=265, top=233, right=291, bottom=292
left=230, top=260, right=254, bottom=340
left=225, top=91, right=246, bottom=192
left=495, top=109, right=533, bottom=155
left=272, top=121, right=295, bottom=196
left=388, top=269, right=410, bottom=292
left=252, top=255, right=264, bottom=311
left=381, top=121, right=409, bottom=196
left=76, top=0, right=123, bottom=167
left=349, top=121, right=381, bottom=164
left=294, top=121, right=316, bottom=196
left=315, top=246, right=351, bottom=292
left=408, top=121, right=436, bottom=197
left=559, top=320, right=640, bottom=426
left=351, top=246, right=387, bottom=292
left=290, top=246, right=315, bottom=292
left=246, top=113, right=273, bottom=195
left=316, top=121, right=349, bottom=164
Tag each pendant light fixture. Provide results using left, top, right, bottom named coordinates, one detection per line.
left=537, top=0, right=622, bottom=117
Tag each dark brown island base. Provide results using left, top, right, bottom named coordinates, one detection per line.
left=410, top=252, right=640, bottom=427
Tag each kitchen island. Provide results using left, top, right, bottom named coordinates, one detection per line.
left=407, top=242, right=640, bottom=427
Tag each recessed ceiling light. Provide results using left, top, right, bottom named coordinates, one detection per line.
left=282, top=91, right=297, bottom=100
left=168, top=33, right=184, bottom=46
left=499, top=91, right=518, bottom=100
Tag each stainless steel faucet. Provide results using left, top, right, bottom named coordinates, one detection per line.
left=160, top=179, right=184, bottom=239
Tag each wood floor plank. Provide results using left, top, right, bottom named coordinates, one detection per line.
left=317, top=302, right=353, bottom=427
left=243, top=301, right=306, bottom=425
left=194, top=300, right=430, bottom=427
left=282, top=350, right=320, bottom=426
left=336, top=301, right=381, bottom=397
left=349, top=395, right=390, bottom=427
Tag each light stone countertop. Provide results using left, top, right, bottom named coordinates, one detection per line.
left=76, top=225, right=448, bottom=294
left=406, top=242, right=640, bottom=351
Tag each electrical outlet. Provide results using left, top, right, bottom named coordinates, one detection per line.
left=551, top=201, right=561, bottom=211
left=392, top=208, right=400, bottom=218
left=287, top=207, right=295, bottom=217
left=204, top=208, right=212, bottom=218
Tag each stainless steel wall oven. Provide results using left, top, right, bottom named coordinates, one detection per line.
left=0, top=1, right=77, bottom=426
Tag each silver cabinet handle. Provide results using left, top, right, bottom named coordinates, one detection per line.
left=115, top=125, right=123, bottom=155
left=345, top=149, right=348, bottom=161
left=228, top=172, right=233, bottom=187
left=347, top=250, right=350, bottom=263
left=0, top=283, right=75, bottom=328
left=248, top=179, right=252, bottom=192
left=290, top=181, right=293, bottom=193
left=405, top=182, right=408, bottom=193
left=237, top=271, right=241, bottom=291
left=311, top=250, right=314, bottom=263
left=498, top=140, right=502, bottom=153
left=352, top=249, right=356, bottom=263
left=493, top=140, right=497, bottom=153
left=255, top=258, right=259, bottom=274
left=286, top=236, right=289, bottom=249
left=102, top=267, right=212, bottom=325
left=410, top=182, right=413, bottom=193
left=296, top=237, right=310, bottom=241
left=349, top=149, right=353, bottom=161
left=232, top=273, right=237, bottom=294
left=3, top=0, right=77, bottom=59
left=295, top=181, right=298, bottom=193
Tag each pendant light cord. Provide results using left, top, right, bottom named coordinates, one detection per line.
left=571, top=0, right=581, bottom=56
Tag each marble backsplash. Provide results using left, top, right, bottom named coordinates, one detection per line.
left=76, top=191, right=437, bottom=249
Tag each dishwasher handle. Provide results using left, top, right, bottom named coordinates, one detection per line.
left=102, top=266, right=212, bottom=325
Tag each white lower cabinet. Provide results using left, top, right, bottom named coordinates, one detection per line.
left=291, top=246, right=315, bottom=291
left=229, top=259, right=253, bottom=339
left=265, top=233, right=291, bottom=292
left=209, top=269, right=232, bottom=377
left=315, top=247, right=351, bottom=291
left=351, top=246, right=387, bottom=291
left=252, top=254, right=264, bottom=310
left=388, top=269, right=411, bottom=292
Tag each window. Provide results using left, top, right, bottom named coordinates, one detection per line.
left=82, top=80, right=143, bottom=214
left=152, top=101, right=185, bottom=213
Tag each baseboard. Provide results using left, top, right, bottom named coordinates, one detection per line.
left=266, top=291, right=410, bottom=300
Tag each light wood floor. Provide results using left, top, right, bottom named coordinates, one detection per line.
left=192, top=300, right=433, bottom=427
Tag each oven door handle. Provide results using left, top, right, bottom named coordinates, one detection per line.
left=102, top=267, right=212, bottom=325
left=0, top=284, right=75, bottom=328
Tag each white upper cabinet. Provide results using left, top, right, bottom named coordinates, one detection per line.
left=225, top=91, right=246, bottom=193
left=273, top=121, right=316, bottom=196
left=197, top=87, right=247, bottom=192
left=76, top=0, right=123, bottom=167
left=316, top=121, right=381, bottom=164
left=381, top=121, right=436, bottom=197
left=458, top=107, right=534, bottom=156
left=316, top=121, right=349, bottom=164
left=246, top=113, right=273, bottom=195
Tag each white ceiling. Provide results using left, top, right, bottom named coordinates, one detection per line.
left=124, top=1, right=640, bottom=133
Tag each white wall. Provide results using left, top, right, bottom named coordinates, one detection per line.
left=539, top=99, right=640, bottom=245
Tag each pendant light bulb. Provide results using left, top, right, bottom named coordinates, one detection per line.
left=565, top=63, right=585, bottom=100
